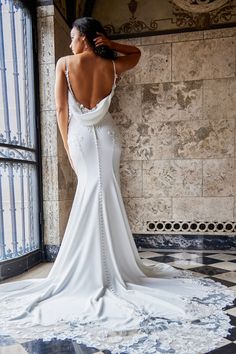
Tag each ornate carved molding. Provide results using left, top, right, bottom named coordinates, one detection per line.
left=172, top=0, right=230, bottom=13
left=104, top=18, right=159, bottom=35
left=104, top=0, right=235, bottom=36
left=171, top=0, right=234, bottom=28
left=104, top=0, right=159, bottom=35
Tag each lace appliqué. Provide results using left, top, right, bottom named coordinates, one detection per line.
left=107, top=128, right=121, bottom=146
left=0, top=275, right=234, bottom=354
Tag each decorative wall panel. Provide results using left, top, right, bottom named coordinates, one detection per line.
left=91, top=0, right=236, bottom=38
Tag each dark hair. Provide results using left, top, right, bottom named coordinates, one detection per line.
left=72, top=17, right=117, bottom=60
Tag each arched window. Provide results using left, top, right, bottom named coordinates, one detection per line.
left=0, top=0, right=42, bottom=279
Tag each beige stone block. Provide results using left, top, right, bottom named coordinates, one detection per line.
left=154, top=122, right=174, bottom=159
left=120, top=161, right=142, bottom=198
left=140, top=31, right=203, bottom=45
left=114, top=37, right=142, bottom=46
left=42, top=156, right=58, bottom=201
left=172, top=37, right=235, bottom=82
left=203, top=159, right=235, bottom=197
left=173, top=119, right=234, bottom=158
left=40, top=110, right=57, bottom=157
left=123, top=197, right=172, bottom=233
left=142, top=81, right=203, bottom=122
left=121, top=44, right=171, bottom=85
left=39, top=63, right=56, bottom=111
left=43, top=200, right=60, bottom=245
left=235, top=118, right=236, bottom=158
left=37, top=5, right=54, bottom=18
left=168, top=31, right=204, bottom=42
left=173, top=197, right=234, bottom=221
left=58, top=155, right=77, bottom=201
left=118, top=121, right=173, bottom=160
left=59, top=199, right=73, bottom=242
left=203, top=78, right=236, bottom=120
left=110, top=84, right=142, bottom=123
left=37, top=15, right=55, bottom=64
left=204, top=27, right=236, bottom=39
left=234, top=199, right=236, bottom=221
left=117, top=71, right=134, bottom=86
left=143, top=160, right=202, bottom=197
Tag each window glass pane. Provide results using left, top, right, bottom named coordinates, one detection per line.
left=0, top=0, right=36, bottom=147
left=0, top=0, right=40, bottom=261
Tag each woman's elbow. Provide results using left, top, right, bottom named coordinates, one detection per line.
left=55, top=105, right=66, bottom=115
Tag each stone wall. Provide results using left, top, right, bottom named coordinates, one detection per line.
left=37, top=5, right=77, bottom=256
left=113, top=28, right=236, bottom=236
left=37, top=5, right=236, bottom=254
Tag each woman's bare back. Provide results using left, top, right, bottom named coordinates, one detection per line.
left=65, top=53, right=118, bottom=110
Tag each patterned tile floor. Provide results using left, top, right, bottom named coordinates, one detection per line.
left=1, top=248, right=236, bottom=354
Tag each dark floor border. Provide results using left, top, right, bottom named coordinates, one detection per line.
left=1, top=235, right=235, bottom=281
left=44, top=245, right=60, bottom=262
left=133, top=233, right=236, bottom=251
left=0, top=250, right=43, bottom=281
left=43, top=234, right=236, bottom=262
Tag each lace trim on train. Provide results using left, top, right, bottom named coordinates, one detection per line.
left=0, top=276, right=235, bottom=354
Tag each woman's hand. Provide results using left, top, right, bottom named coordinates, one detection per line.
left=93, top=32, right=112, bottom=48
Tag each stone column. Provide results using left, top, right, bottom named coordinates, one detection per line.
left=37, top=5, right=77, bottom=260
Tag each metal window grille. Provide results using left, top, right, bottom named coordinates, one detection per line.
left=0, top=0, right=40, bottom=262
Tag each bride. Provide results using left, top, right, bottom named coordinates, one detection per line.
left=0, top=17, right=235, bottom=354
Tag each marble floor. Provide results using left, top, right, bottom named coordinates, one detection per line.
left=1, top=248, right=236, bottom=354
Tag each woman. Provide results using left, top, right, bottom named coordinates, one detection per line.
left=0, top=17, right=234, bottom=354
left=54, top=17, right=141, bottom=173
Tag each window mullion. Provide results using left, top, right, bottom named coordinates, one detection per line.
left=9, top=0, right=22, bottom=145
left=0, top=1, right=11, bottom=144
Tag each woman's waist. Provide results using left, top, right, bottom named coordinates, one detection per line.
left=69, top=109, right=112, bottom=127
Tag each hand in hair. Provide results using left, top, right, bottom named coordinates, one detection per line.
left=93, top=32, right=111, bottom=48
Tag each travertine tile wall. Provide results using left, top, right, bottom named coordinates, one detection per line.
left=113, top=28, right=236, bottom=234
left=54, top=8, right=78, bottom=243
left=37, top=5, right=76, bottom=247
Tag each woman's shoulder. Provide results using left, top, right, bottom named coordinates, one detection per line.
left=56, top=54, right=83, bottom=67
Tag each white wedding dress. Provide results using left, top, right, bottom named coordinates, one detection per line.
left=0, top=59, right=235, bottom=354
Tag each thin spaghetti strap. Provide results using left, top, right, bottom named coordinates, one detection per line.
left=64, top=57, right=73, bottom=94
left=65, top=57, right=69, bottom=79
left=112, top=60, right=118, bottom=86
left=65, top=57, right=68, bottom=73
